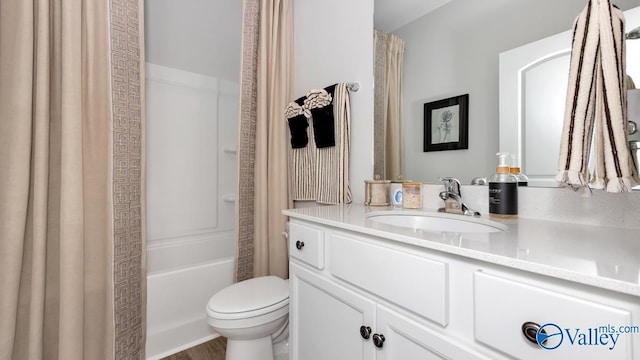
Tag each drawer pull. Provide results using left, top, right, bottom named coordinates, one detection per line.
left=295, top=240, right=305, bottom=250
left=522, top=322, right=546, bottom=345
left=372, top=333, right=385, bottom=348
left=359, top=326, right=371, bottom=340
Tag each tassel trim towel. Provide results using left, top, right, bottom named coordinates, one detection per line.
left=285, top=98, right=308, bottom=148
left=285, top=88, right=334, bottom=148
left=287, top=83, right=352, bottom=204
left=308, top=85, right=337, bottom=148
left=556, top=0, right=639, bottom=192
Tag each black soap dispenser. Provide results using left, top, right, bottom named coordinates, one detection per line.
left=489, top=152, right=518, bottom=219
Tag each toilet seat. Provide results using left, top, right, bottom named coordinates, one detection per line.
left=206, top=276, right=290, bottom=359
left=207, top=276, right=289, bottom=321
left=208, top=297, right=288, bottom=320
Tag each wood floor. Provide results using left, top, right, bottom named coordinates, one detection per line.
left=161, top=337, right=227, bottom=360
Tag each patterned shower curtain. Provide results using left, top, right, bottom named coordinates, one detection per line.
left=0, top=1, right=146, bottom=359
left=235, top=0, right=293, bottom=282
left=374, top=30, right=405, bottom=182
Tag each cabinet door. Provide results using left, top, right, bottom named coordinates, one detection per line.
left=474, top=271, right=634, bottom=360
left=376, top=306, right=493, bottom=360
left=330, top=232, right=449, bottom=326
left=290, top=263, right=376, bottom=360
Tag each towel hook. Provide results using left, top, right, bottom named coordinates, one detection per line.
left=346, top=82, right=359, bottom=92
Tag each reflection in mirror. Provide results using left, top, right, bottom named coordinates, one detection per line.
left=499, top=33, right=572, bottom=187
left=373, top=30, right=406, bottom=181
left=500, top=5, right=640, bottom=188
left=373, top=0, right=640, bottom=186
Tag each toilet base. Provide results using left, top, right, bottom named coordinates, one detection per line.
left=226, top=336, right=274, bottom=360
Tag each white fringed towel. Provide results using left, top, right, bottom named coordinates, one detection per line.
left=556, top=0, right=639, bottom=192
left=316, top=83, right=352, bottom=204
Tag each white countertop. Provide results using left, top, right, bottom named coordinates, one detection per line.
left=283, top=204, right=640, bottom=297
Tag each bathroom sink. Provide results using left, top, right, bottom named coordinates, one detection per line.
left=366, top=211, right=507, bottom=233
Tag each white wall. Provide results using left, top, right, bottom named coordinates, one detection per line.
left=293, top=0, right=375, bottom=204
left=145, top=0, right=242, bottom=82
left=393, top=0, right=640, bottom=184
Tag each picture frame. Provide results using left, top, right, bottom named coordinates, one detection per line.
left=423, top=94, right=469, bottom=152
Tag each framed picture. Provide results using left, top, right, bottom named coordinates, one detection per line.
left=423, top=94, right=469, bottom=152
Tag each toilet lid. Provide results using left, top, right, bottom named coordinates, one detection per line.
left=208, top=276, right=289, bottom=314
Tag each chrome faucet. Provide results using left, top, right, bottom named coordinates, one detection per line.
left=438, top=177, right=480, bottom=217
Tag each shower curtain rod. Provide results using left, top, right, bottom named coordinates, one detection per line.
left=346, top=82, right=360, bottom=92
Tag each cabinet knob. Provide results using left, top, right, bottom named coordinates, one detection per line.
left=359, top=326, right=372, bottom=340
left=522, top=322, right=546, bottom=345
left=372, top=333, right=385, bottom=348
left=295, top=240, right=305, bottom=250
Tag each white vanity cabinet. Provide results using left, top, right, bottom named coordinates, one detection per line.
left=287, top=217, right=640, bottom=360
left=374, top=304, right=489, bottom=360
left=289, top=220, right=494, bottom=360
left=290, top=263, right=486, bottom=360
left=473, top=271, right=635, bottom=360
left=290, top=263, right=376, bottom=360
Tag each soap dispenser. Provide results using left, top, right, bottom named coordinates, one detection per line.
left=509, top=154, right=529, bottom=186
left=488, top=152, right=518, bottom=219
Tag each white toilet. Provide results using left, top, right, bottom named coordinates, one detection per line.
left=206, top=276, right=289, bottom=360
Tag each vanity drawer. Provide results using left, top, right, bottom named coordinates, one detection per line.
left=330, top=232, right=448, bottom=326
left=289, top=221, right=325, bottom=269
left=473, top=271, right=633, bottom=360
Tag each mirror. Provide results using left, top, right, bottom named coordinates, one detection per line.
left=500, top=5, right=640, bottom=187
left=374, top=0, right=640, bottom=186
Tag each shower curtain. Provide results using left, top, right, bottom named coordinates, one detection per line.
left=374, top=30, right=406, bottom=182
left=235, top=0, right=293, bottom=282
left=0, top=1, right=146, bottom=359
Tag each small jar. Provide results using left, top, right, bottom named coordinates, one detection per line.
left=364, top=176, right=390, bottom=206
left=402, top=182, right=422, bottom=209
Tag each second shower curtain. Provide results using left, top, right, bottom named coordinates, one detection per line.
left=374, top=30, right=406, bottom=182
left=235, top=0, right=293, bottom=281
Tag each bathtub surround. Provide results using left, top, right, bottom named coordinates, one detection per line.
left=235, top=0, right=293, bottom=281
left=0, top=0, right=145, bottom=359
left=144, top=64, right=237, bottom=359
left=143, top=1, right=243, bottom=358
